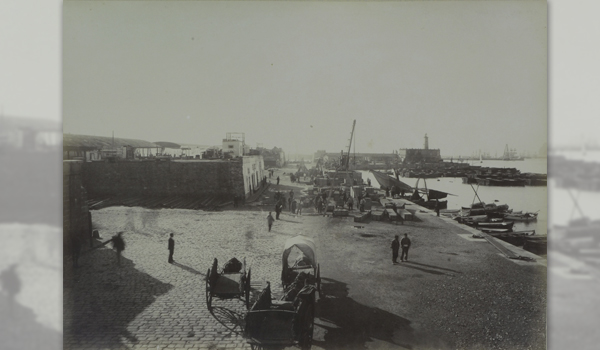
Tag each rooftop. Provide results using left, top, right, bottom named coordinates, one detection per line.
left=63, top=134, right=158, bottom=149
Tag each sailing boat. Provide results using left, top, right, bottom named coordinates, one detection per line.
left=479, top=151, right=483, bottom=164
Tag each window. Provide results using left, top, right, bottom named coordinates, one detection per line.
left=228, top=145, right=234, bottom=149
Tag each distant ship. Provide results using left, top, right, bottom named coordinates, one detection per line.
left=502, top=144, right=524, bottom=161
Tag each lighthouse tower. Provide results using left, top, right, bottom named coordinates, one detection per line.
left=424, top=133, right=429, bottom=150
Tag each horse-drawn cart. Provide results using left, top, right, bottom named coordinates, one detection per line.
left=205, top=257, right=251, bottom=310
left=281, top=236, right=321, bottom=294
left=244, top=282, right=316, bottom=350
left=244, top=235, right=320, bottom=349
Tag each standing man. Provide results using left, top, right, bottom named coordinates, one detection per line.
left=291, top=199, right=297, bottom=214
left=391, top=235, right=400, bottom=264
left=347, top=196, right=354, bottom=211
left=276, top=201, right=283, bottom=220
left=112, top=232, right=126, bottom=266
left=267, top=212, right=275, bottom=231
left=168, top=233, right=175, bottom=263
left=400, top=233, right=411, bottom=262
left=435, top=199, right=440, bottom=217
left=277, top=176, right=280, bottom=185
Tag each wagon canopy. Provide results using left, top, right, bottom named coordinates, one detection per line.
left=282, top=235, right=317, bottom=269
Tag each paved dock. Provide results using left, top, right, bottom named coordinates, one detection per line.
left=63, top=171, right=547, bottom=350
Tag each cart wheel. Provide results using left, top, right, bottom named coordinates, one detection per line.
left=316, top=264, right=321, bottom=295
left=245, top=268, right=252, bottom=309
left=206, top=268, right=212, bottom=310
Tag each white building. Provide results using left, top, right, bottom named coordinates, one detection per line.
left=222, top=132, right=246, bottom=158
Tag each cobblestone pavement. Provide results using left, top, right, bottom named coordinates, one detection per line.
left=64, top=169, right=546, bottom=350
left=64, top=205, right=321, bottom=350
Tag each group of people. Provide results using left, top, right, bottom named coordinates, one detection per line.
left=273, top=190, right=304, bottom=219
left=312, top=189, right=372, bottom=214
left=391, top=233, right=411, bottom=264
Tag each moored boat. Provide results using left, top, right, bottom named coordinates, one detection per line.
left=480, top=228, right=513, bottom=233
left=503, top=212, right=538, bottom=222
left=476, top=221, right=515, bottom=230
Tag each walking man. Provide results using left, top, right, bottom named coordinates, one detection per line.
left=400, top=233, right=411, bottom=262
left=391, top=235, right=400, bottom=264
left=168, top=233, right=175, bottom=263
left=112, top=232, right=126, bottom=266
left=297, top=199, right=303, bottom=216
left=267, top=212, right=275, bottom=232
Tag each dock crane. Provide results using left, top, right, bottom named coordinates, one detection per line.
left=341, top=120, right=356, bottom=171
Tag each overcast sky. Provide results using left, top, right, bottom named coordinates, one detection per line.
left=63, top=1, right=547, bottom=156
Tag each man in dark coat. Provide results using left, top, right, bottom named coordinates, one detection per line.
left=400, top=233, right=411, bottom=262
left=391, top=235, right=400, bottom=264
left=112, top=232, right=126, bottom=266
left=277, top=176, right=280, bottom=185
left=168, top=233, right=175, bottom=263
left=267, top=212, right=275, bottom=231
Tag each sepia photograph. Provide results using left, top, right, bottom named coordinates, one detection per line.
left=61, top=1, right=549, bottom=349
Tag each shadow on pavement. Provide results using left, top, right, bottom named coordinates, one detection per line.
left=397, top=263, right=448, bottom=276
left=314, top=277, right=416, bottom=350
left=173, top=262, right=205, bottom=276
left=64, top=249, right=173, bottom=349
left=405, top=261, right=462, bottom=274
left=210, top=306, right=245, bottom=334
left=278, top=219, right=302, bottom=224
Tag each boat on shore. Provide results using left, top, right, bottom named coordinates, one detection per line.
left=479, top=228, right=513, bottom=233
left=503, top=212, right=538, bottom=222
left=486, top=230, right=537, bottom=246
left=476, top=221, right=515, bottom=230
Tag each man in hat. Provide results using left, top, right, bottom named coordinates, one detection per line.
left=267, top=212, right=275, bottom=232
left=112, top=232, right=126, bottom=266
left=391, top=235, right=400, bottom=264
left=400, top=233, right=412, bottom=262
left=168, top=233, right=175, bottom=263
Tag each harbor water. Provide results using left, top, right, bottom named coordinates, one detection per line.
left=360, top=158, right=548, bottom=235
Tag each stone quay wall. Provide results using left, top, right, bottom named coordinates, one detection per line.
left=81, top=159, right=250, bottom=199
left=63, top=160, right=91, bottom=255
